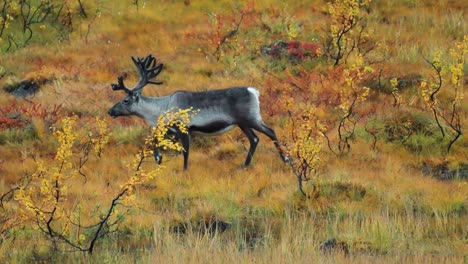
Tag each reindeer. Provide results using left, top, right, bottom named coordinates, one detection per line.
left=108, top=55, right=288, bottom=170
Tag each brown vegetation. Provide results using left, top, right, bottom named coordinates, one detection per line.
left=0, top=0, right=466, bottom=263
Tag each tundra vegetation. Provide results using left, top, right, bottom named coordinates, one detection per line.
left=0, top=0, right=466, bottom=263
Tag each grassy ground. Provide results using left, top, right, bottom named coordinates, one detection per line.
left=0, top=0, right=466, bottom=263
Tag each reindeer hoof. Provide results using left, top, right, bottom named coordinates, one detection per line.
left=154, top=153, right=162, bottom=164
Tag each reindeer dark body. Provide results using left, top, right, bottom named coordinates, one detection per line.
left=108, top=55, right=288, bottom=169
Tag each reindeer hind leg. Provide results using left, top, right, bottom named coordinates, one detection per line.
left=239, top=126, right=259, bottom=167
left=252, top=122, right=289, bottom=163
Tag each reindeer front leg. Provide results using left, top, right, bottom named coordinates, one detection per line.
left=154, top=146, right=163, bottom=164
left=153, top=127, right=190, bottom=169
left=179, top=132, right=190, bottom=170
left=152, top=126, right=178, bottom=165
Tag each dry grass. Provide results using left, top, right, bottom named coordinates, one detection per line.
left=0, top=0, right=466, bottom=262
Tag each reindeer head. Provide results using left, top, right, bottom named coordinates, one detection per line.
left=108, top=55, right=163, bottom=118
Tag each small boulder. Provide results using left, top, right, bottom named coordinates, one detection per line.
left=4, top=76, right=49, bottom=98
left=319, top=238, right=349, bottom=255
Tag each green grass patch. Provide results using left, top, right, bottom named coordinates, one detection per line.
left=0, top=126, right=37, bottom=145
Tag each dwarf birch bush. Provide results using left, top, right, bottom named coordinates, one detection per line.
left=322, top=54, right=371, bottom=156
left=10, top=109, right=195, bottom=254
left=278, top=83, right=325, bottom=196
left=325, top=0, right=374, bottom=66
left=419, top=36, right=466, bottom=153
left=286, top=107, right=325, bottom=196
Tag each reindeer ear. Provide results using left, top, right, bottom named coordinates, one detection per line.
left=132, top=91, right=141, bottom=101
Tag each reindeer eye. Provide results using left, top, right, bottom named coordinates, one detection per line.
left=123, top=99, right=130, bottom=105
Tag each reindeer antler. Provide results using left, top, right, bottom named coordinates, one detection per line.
left=132, top=55, right=164, bottom=91
left=111, top=54, right=164, bottom=94
left=111, top=75, right=131, bottom=93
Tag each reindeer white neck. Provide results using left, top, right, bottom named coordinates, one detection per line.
left=133, top=96, right=172, bottom=125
